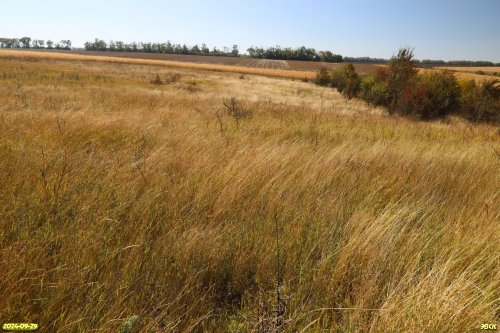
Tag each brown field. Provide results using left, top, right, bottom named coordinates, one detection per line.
left=72, top=50, right=382, bottom=75
left=4, top=49, right=382, bottom=74
left=437, top=66, right=500, bottom=74
left=0, top=49, right=318, bottom=80
left=431, top=66, right=500, bottom=82
left=0, top=53, right=499, bottom=332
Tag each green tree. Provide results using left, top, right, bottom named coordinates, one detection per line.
left=60, top=40, right=72, bottom=50
left=19, top=37, right=31, bottom=48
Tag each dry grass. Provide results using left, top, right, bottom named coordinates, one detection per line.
left=0, top=56, right=499, bottom=333
left=422, top=66, right=499, bottom=81
left=437, top=66, right=500, bottom=74
left=18, top=49, right=383, bottom=73
left=0, top=50, right=317, bottom=81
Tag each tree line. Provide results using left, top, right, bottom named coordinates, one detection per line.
left=315, top=48, right=499, bottom=122
left=0, top=37, right=71, bottom=50
left=1, top=36, right=498, bottom=66
left=343, top=56, right=500, bottom=67
left=247, top=46, right=343, bottom=62
left=84, top=38, right=240, bottom=57
left=418, top=59, right=500, bottom=67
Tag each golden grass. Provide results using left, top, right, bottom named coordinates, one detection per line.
left=426, top=66, right=499, bottom=82
left=0, top=50, right=317, bottom=80
left=438, top=66, right=500, bottom=74
left=0, top=57, right=499, bottom=332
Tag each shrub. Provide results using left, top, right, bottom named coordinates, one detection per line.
left=386, top=48, right=418, bottom=114
left=394, top=70, right=460, bottom=119
left=343, top=64, right=361, bottom=99
left=360, top=75, right=388, bottom=106
left=330, top=68, right=346, bottom=92
left=313, top=47, right=498, bottom=122
left=150, top=72, right=181, bottom=85
left=314, top=67, right=330, bottom=86
left=222, top=97, right=253, bottom=126
left=417, top=70, right=460, bottom=119
left=330, top=63, right=360, bottom=99
left=460, top=79, right=500, bottom=122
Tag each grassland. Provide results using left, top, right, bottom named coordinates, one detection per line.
left=0, top=50, right=382, bottom=80
left=438, top=66, right=500, bottom=75
left=433, top=66, right=499, bottom=81
left=67, top=51, right=381, bottom=74
left=0, top=56, right=499, bottom=332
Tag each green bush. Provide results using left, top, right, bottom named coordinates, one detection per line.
left=419, top=70, right=460, bottom=119
left=360, top=75, right=388, bottom=106
left=330, top=63, right=360, bottom=99
left=314, top=67, right=330, bottom=86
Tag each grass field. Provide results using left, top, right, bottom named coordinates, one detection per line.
left=0, top=49, right=382, bottom=77
left=34, top=49, right=381, bottom=73
left=438, top=66, right=500, bottom=74
left=432, top=66, right=499, bottom=81
left=0, top=56, right=499, bottom=332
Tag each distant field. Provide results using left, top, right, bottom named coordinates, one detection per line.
left=5, top=49, right=382, bottom=75
left=437, top=66, right=500, bottom=74
left=432, top=66, right=499, bottom=81
left=1, top=49, right=495, bottom=86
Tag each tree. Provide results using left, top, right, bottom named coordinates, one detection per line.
left=19, top=37, right=31, bottom=48
left=32, top=39, right=45, bottom=48
left=46, top=40, right=54, bottom=49
left=115, top=41, right=124, bottom=52
left=247, top=47, right=256, bottom=57
left=201, top=43, right=209, bottom=55
left=60, top=40, right=72, bottom=50
left=247, top=45, right=341, bottom=62
left=0, top=38, right=14, bottom=48
left=191, top=44, right=200, bottom=54
left=386, top=47, right=418, bottom=115
left=232, top=45, right=239, bottom=57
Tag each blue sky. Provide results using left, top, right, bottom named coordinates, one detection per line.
left=2, top=0, right=499, bottom=61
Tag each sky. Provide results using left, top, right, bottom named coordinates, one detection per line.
left=2, top=0, right=500, bottom=61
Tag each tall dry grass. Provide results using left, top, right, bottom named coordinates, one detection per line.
left=0, top=57, right=499, bottom=332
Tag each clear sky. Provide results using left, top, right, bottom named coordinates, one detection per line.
left=2, top=0, right=500, bottom=61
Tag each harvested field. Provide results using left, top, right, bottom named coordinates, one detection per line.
left=0, top=49, right=317, bottom=80
left=437, top=66, right=500, bottom=75
left=13, top=49, right=382, bottom=74
left=418, top=67, right=499, bottom=82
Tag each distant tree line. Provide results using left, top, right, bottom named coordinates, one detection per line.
left=343, top=57, right=388, bottom=64
left=0, top=37, right=71, bottom=50
left=342, top=56, right=500, bottom=67
left=83, top=38, right=240, bottom=57
left=247, top=46, right=342, bottom=62
left=419, top=59, right=500, bottom=67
